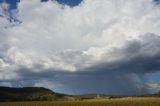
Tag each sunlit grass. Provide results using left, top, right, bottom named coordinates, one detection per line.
left=0, top=97, right=160, bottom=106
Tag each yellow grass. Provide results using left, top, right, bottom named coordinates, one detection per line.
left=0, top=97, right=160, bottom=106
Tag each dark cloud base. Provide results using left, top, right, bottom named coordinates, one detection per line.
left=1, top=34, right=159, bottom=95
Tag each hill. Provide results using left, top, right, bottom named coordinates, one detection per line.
left=0, top=86, right=159, bottom=102
left=0, top=86, right=72, bottom=101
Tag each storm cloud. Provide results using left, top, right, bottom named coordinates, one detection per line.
left=0, top=0, right=160, bottom=95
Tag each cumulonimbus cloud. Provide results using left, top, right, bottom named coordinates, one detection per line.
left=0, top=0, right=160, bottom=95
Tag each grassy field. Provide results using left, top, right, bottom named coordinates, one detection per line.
left=0, top=97, right=160, bottom=106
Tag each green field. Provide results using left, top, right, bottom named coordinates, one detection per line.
left=0, top=97, right=160, bottom=106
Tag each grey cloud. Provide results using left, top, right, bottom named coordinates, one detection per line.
left=3, top=33, right=160, bottom=95
left=79, top=34, right=160, bottom=74
left=0, top=0, right=160, bottom=95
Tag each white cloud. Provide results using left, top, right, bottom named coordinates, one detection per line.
left=145, top=81, right=160, bottom=93
left=10, top=0, right=159, bottom=53
left=0, top=0, right=160, bottom=94
left=0, top=2, right=9, bottom=18
left=2, top=0, right=159, bottom=72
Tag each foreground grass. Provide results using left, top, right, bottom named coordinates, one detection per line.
left=0, top=97, right=160, bottom=106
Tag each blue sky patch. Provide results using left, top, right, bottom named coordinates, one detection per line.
left=0, top=0, right=82, bottom=9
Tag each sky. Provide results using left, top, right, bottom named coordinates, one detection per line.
left=0, top=0, right=160, bottom=95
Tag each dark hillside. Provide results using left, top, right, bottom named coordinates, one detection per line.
left=0, top=86, right=67, bottom=101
